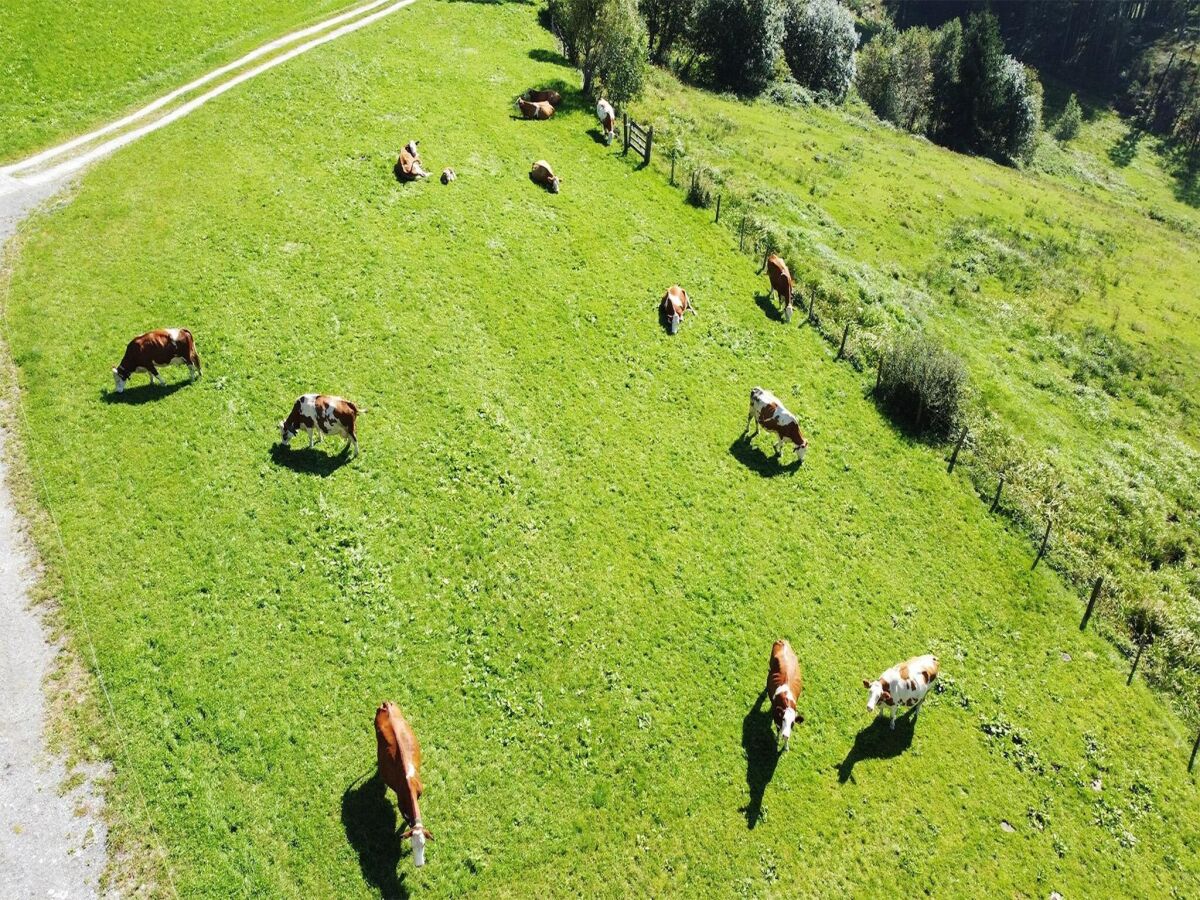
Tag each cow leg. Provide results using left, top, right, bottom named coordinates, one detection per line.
left=145, top=364, right=162, bottom=385
left=774, top=437, right=785, bottom=457
left=308, top=427, right=315, bottom=448
left=890, top=704, right=898, bottom=730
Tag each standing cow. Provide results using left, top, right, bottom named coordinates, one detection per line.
left=112, top=328, right=201, bottom=393
left=279, top=394, right=360, bottom=457
left=517, top=98, right=555, bottom=120
left=759, top=253, right=795, bottom=323
left=660, top=285, right=696, bottom=334
left=596, top=99, right=617, bottom=145
left=864, top=655, right=940, bottom=729
left=530, top=160, right=561, bottom=193
left=374, top=702, right=433, bottom=867
left=767, top=639, right=804, bottom=750
left=745, top=387, right=808, bottom=462
left=394, top=140, right=429, bottom=181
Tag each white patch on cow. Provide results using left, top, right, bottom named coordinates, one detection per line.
left=866, top=655, right=939, bottom=728
left=780, top=707, right=797, bottom=745
left=167, top=328, right=181, bottom=342
left=772, top=683, right=792, bottom=700
left=865, top=681, right=884, bottom=712
left=405, top=763, right=416, bottom=779
left=112, top=369, right=126, bottom=393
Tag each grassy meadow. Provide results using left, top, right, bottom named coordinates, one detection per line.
left=0, top=0, right=349, bottom=161
left=2, top=1, right=1199, bottom=896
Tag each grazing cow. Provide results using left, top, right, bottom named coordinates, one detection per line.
left=596, top=99, right=617, bottom=145
left=524, top=89, right=562, bottom=107
left=375, top=702, right=433, bottom=867
left=517, top=98, right=555, bottom=120
left=759, top=253, right=795, bottom=323
left=440, top=167, right=456, bottom=185
left=745, top=387, right=808, bottom=462
left=394, top=140, right=429, bottom=181
left=767, top=639, right=803, bottom=750
left=112, top=328, right=201, bottom=393
left=660, top=285, right=696, bottom=335
left=279, top=394, right=360, bottom=457
left=864, top=655, right=940, bottom=729
left=530, top=160, right=561, bottom=194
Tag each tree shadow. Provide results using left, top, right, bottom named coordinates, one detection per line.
left=100, top=381, right=189, bottom=405
left=728, top=435, right=801, bottom=478
left=1163, top=145, right=1200, bottom=207
left=740, top=690, right=780, bottom=829
left=1107, top=127, right=1143, bottom=168
left=528, top=48, right=572, bottom=68
left=269, top=442, right=354, bottom=476
left=754, top=293, right=783, bottom=323
left=836, top=714, right=916, bottom=784
left=342, top=772, right=409, bottom=900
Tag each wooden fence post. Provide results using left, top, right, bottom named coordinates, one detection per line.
left=670, top=150, right=676, bottom=186
left=1033, top=518, right=1052, bottom=569
left=1127, top=637, right=1147, bottom=685
left=874, top=354, right=884, bottom=394
left=1190, top=727, right=1200, bottom=772
left=1080, top=576, right=1103, bottom=631
left=644, top=125, right=654, bottom=165
left=623, top=113, right=630, bottom=156
left=836, top=322, right=850, bottom=360
left=947, top=425, right=969, bottom=473
left=807, top=294, right=816, bottom=324
left=990, top=475, right=1005, bottom=512
left=715, top=194, right=721, bottom=223
left=739, top=215, right=747, bottom=251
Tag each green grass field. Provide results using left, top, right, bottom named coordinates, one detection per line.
left=2, top=1, right=1199, bottom=896
left=0, top=0, right=349, bottom=161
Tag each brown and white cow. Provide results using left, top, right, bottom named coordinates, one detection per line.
left=760, top=253, right=795, bottom=323
left=279, top=394, right=360, bottom=457
left=530, top=160, right=561, bottom=194
left=440, top=167, right=456, bottom=185
left=864, top=654, right=940, bottom=729
left=517, top=98, right=555, bottom=120
left=112, top=328, right=201, bottom=393
left=375, top=701, right=433, bottom=867
left=660, top=285, right=696, bottom=334
left=596, top=99, right=617, bottom=145
left=767, top=639, right=803, bottom=750
left=394, top=140, right=429, bottom=181
left=524, top=89, right=562, bottom=107
left=745, top=387, right=808, bottom=462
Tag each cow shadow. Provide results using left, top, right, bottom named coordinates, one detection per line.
left=741, top=690, right=780, bottom=829
left=269, top=442, right=354, bottom=476
left=101, top=381, right=190, bottom=405
left=835, top=714, right=915, bottom=784
left=728, top=434, right=802, bottom=478
left=342, top=772, right=409, bottom=900
left=754, top=293, right=784, bottom=323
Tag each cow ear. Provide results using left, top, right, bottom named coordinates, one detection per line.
left=399, top=828, right=414, bottom=841
left=862, top=679, right=870, bottom=689
left=424, top=829, right=435, bottom=842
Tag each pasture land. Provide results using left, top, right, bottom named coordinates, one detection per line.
left=2, top=1, right=1198, bottom=896
left=0, top=0, right=349, bottom=161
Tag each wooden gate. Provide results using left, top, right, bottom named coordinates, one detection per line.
left=622, top=113, right=654, bottom=165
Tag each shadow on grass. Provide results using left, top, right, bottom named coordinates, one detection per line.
left=342, top=772, right=409, bottom=900
left=270, top=442, right=353, bottom=476
left=754, top=292, right=784, bottom=323
left=728, top=434, right=801, bottom=478
left=528, top=48, right=572, bottom=68
left=741, top=689, right=780, bottom=829
left=1164, top=145, right=1200, bottom=207
left=586, top=127, right=615, bottom=147
left=1108, top=126, right=1143, bottom=168
left=836, top=714, right=915, bottom=784
left=100, top=381, right=190, bottom=405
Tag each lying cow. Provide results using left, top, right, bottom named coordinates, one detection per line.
left=112, top=328, right=201, bottom=393
left=517, top=98, right=554, bottom=120
left=394, top=140, right=429, bottom=181
left=375, top=702, right=433, bottom=867
left=759, top=253, right=795, bottom=323
left=596, top=99, right=616, bottom=145
left=525, top=89, right=562, bottom=107
left=864, top=655, right=940, bottom=729
left=745, top=387, right=808, bottom=462
left=530, top=160, right=561, bottom=194
left=660, top=285, right=696, bottom=334
left=440, top=167, right=456, bottom=185
left=767, top=639, right=803, bottom=750
left=279, top=394, right=360, bottom=457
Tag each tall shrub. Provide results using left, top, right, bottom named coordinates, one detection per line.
left=693, top=0, right=786, bottom=95
left=877, top=333, right=967, bottom=439
left=782, top=0, right=858, bottom=103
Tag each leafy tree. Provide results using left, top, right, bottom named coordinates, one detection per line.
left=597, top=7, right=648, bottom=103
left=957, top=10, right=1006, bottom=153
left=1054, top=92, right=1083, bottom=141
left=639, top=0, right=697, bottom=64
left=928, top=17, right=963, bottom=144
left=856, top=27, right=899, bottom=122
left=994, top=57, right=1042, bottom=161
left=692, top=0, right=786, bottom=95
left=782, top=0, right=858, bottom=103
left=858, top=26, right=933, bottom=131
left=547, top=0, right=647, bottom=98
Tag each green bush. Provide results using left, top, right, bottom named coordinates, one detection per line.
left=1055, top=93, right=1083, bottom=141
left=877, top=332, right=967, bottom=439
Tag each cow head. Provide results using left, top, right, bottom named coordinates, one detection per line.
left=863, top=679, right=893, bottom=712
left=404, top=140, right=419, bottom=157
left=401, top=822, right=434, bottom=867
left=783, top=303, right=794, bottom=324
left=796, top=435, right=809, bottom=464
left=112, top=366, right=127, bottom=393
left=666, top=311, right=682, bottom=334
left=547, top=175, right=561, bottom=194
left=279, top=420, right=297, bottom=446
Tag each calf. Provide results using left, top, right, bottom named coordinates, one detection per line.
left=760, top=253, right=795, bottom=323
left=660, top=285, right=696, bottom=335
left=517, top=98, right=555, bottom=120
left=279, top=394, right=360, bottom=457
left=394, top=140, right=429, bottom=181
left=745, top=387, right=808, bottom=462
left=375, top=702, right=433, bottom=867
left=440, top=167, right=456, bottom=185
left=864, top=655, right=940, bottom=729
left=596, top=99, right=617, bottom=145
left=524, top=89, right=562, bottom=107
left=767, top=639, right=803, bottom=750
left=530, top=160, right=561, bottom=194
left=112, top=328, right=201, bottom=393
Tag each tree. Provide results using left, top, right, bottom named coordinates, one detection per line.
left=782, top=0, right=858, bottom=103
left=548, top=0, right=648, bottom=98
left=692, top=0, right=786, bottom=95
left=928, top=17, right=963, bottom=144
left=858, top=26, right=933, bottom=132
left=597, top=8, right=648, bottom=104
left=994, top=58, right=1042, bottom=162
left=957, top=11, right=1007, bottom=154
left=639, top=0, right=697, bottom=64
left=1054, top=92, right=1083, bottom=142
left=856, top=28, right=900, bottom=122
